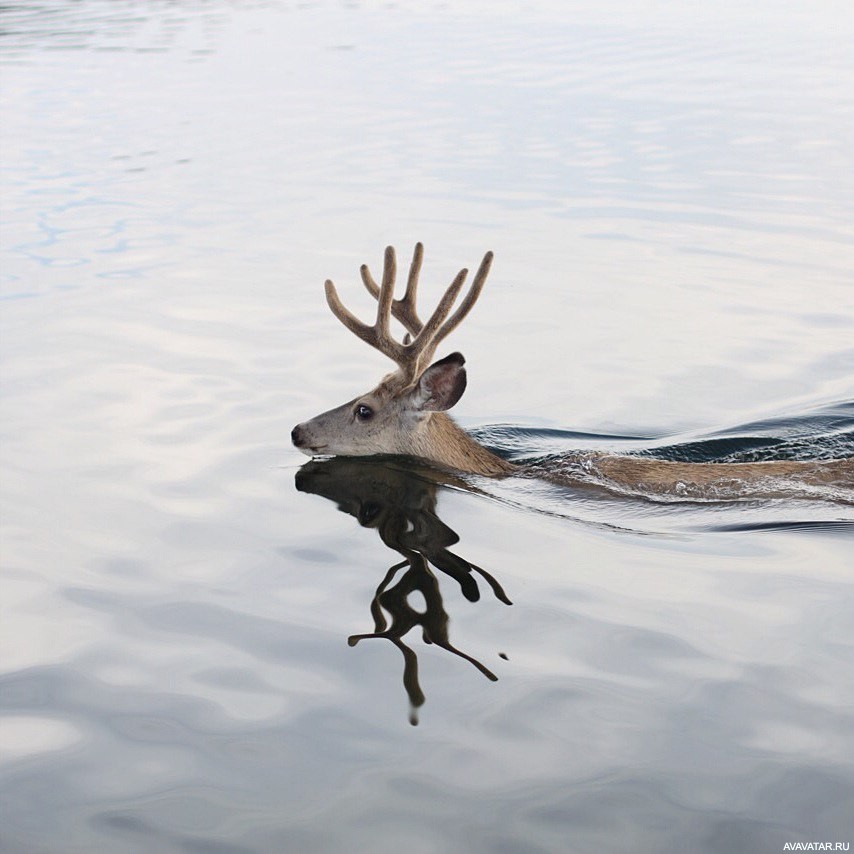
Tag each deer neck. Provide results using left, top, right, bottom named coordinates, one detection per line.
left=417, top=413, right=515, bottom=477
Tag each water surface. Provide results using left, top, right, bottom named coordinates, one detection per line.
left=2, top=2, right=853, bottom=852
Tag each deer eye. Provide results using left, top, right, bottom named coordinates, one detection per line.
left=355, top=404, right=374, bottom=421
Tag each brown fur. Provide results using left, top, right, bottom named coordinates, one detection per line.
left=402, top=412, right=854, bottom=497
left=590, top=455, right=853, bottom=488
left=418, top=414, right=515, bottom=477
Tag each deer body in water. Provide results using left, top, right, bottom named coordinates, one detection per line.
left=291, top=244, right=853, bottom=499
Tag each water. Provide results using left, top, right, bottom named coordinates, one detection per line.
left=2, top=2, right=854, bottom=852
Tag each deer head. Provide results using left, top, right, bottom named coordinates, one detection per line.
left=292, top=244, right=510, bottom=474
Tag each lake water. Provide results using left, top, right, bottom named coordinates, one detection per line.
left=2, top=2, right=853, bottom=852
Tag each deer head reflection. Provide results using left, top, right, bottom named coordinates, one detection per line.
left=295, top=457, right=511, bottom=724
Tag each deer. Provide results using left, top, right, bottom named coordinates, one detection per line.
left=291, top=244, right=854, bottom=501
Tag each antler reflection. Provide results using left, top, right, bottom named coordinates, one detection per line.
left=295, top=457, right=511, bottom=724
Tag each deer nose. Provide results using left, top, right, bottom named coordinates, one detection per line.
left=291, top=424, right=305, bottom=447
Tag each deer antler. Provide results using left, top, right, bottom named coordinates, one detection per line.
left=324, top=244, right=493, bottom=383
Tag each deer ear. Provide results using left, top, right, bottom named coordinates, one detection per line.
left=413, top=352, right=467, bottom=412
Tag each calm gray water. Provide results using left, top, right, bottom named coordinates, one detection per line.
left=2, top=2, right=854, bottom=852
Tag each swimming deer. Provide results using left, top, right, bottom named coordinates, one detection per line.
left=291, top=244, right=853, bottom=500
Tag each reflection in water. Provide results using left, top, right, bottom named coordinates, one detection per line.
left=296, top=457, right=511, bottom=725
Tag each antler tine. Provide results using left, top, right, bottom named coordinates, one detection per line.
left=402, top=248, right=492, bottom=374
left=404, top=264, right=470, bottom=369
left=374, top=245, right=396, bottom=345
left=400, top=242, right=424, bottom=333
left=360, top=242, right=424, bottom=337
left=325, top=278, right=375, bottom=345
left=324, top=276, right=405, bottom=362
left=431, top=250, right=493, bottom=348
left=359, top=262, right=379, bottom=299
